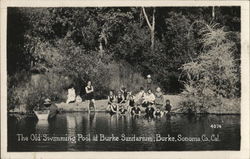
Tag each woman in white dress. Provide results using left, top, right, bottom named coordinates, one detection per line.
left=66, top=85, right=76, bottom=104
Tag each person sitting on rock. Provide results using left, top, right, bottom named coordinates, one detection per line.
left=155, top=87, right=164, bottom=108
left=120, top=87, right=129, bottom=102
left=142, top=89, right=155, bottom=108
left=127, top=93, right=135, bottom=112
left=76, top=95, right=82, bottom=103
left=75, top=95, right=82, bottom=106
left=66, top=85, right=76, bottom=104
left=110, top=103, right=118, bottom=114
left=117, top=91, right=125, bottom=108
left=106, top=90, right=116, bottom=112
left=135, top=87, right=145, bottom=105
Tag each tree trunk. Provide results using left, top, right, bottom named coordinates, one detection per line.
left=212, top=6, right=215, bottom=19
left=151, top=8, right=155, bottom=53
left=151, top=27, right=155, bottom=53
left=142, top=7, right=155, bottom=54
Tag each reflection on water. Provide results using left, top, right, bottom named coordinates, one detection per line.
left=8, top=113, right=240, bottom=151
left=36, top=120, right=49, bottom=134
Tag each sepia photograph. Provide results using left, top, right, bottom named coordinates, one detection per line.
left=1, top=0, right=249, bottom=158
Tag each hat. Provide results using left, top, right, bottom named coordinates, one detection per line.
left=156, top=87, right=161, bottom=92
left=44, top=98, right=51, bottom=105
left=147, top=74, right=151, bottom=78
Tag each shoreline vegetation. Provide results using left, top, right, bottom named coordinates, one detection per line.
left=8, top=95, right=240, bottom=115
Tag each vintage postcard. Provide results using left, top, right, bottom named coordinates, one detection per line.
left=1, top=0, right=249, bottom=159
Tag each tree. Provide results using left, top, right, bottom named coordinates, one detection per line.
left=142, top=7, right=156, bottom=54
left=181, top=22, right=240, bottom=112
left=7, top=7, right=241, bottom=104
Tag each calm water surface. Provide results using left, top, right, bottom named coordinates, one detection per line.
left=8, top=112, right=240, bottom=151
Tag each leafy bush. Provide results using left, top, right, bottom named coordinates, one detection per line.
left=107, top=61, right=150, bottom=94
left=8, top=72, right=70, bottom=111
left=180, top=22, right=240, bottom=113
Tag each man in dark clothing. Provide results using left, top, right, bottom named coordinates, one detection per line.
left=131, top=104, right=141, bottom=116
left=145, top=74, right=153, bottom=90
left=145, top=102, right=155, bottom=117
left=164, top=99, right=172, bottom=114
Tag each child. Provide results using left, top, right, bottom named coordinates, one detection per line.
left=128, top=93, right=135, bottom=112
left=164, top=99, right=172, bottom=114
left=120, top=87, right=129, bottom=102
left=75, top=95, right=82, bottom=106
left=145, top=102, right=155, bottom=118
left=155, top=87, right=164, bottom=108
left=119, top=105, right=127, bottom=115
left=106, top=90, right=116, bottom=111
left=110, top=103, right=118, bottom=114
left=117, top=91, right=125, bottom=108
left=154, top=107, right=164, bottom=118
left=131, top=104, right=141, bottom=116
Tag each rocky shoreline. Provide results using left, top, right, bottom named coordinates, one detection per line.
left=8, top=95, right=240, bottom=115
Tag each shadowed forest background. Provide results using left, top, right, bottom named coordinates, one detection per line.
left=7, top=7, right=241, bottom=112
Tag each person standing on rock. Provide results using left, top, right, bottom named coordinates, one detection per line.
left=164, top=99, right=172, bottom=114
left=85, top=81, right=96, bottom=113
left=146, top=74, right=153, bottom=91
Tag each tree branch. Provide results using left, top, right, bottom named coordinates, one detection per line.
left=152, top=8, right=155, bottom=30
left=142, top=7, right=152, bottom=30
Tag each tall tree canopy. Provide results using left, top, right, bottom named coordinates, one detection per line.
left=7, top=7, right=240, bottom=95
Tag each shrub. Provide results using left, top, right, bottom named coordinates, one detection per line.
left=180, top=22, right=240, bottom=113
left=8, top=72, right=70, bottom=111
left=106, top=61, right=149, bottom=94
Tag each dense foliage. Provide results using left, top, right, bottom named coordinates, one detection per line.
left=180, top=22, right=240, bottom=113
left=7, top=7, right=240, bottom=111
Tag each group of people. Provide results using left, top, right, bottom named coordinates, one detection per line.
left=65, top=75, right=173, bottom=117
left=106, top=86, right=172, bottom=118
